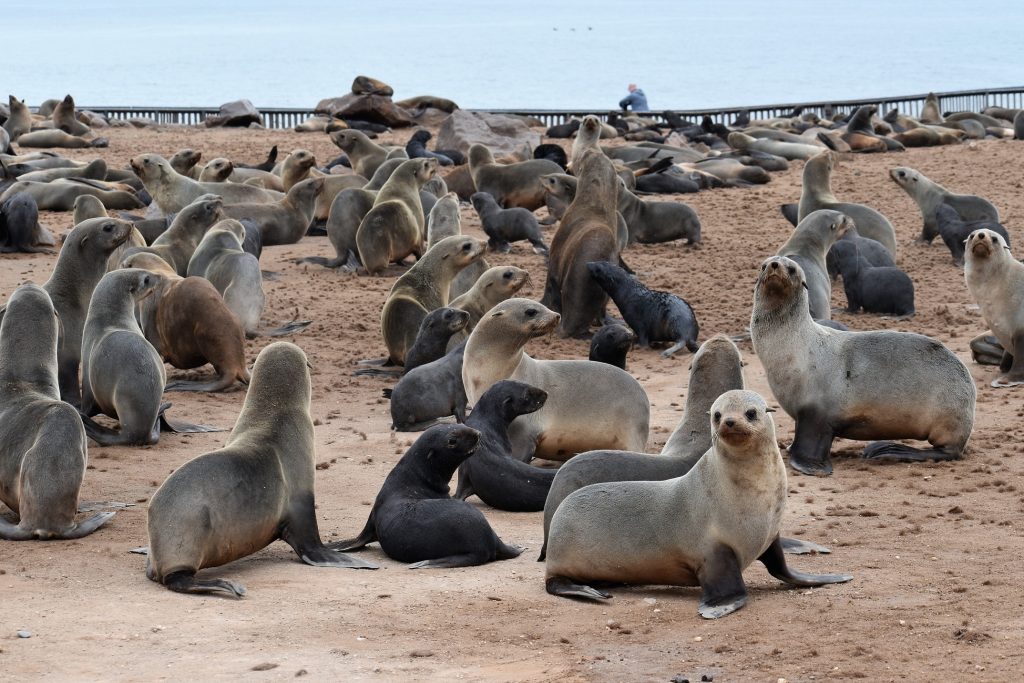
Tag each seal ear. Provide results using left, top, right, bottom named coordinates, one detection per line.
left=801, top=281, right=808, bottom=290
left=490, top=310, right=505, bottom=318
left=766, top=407, right=776, bottom=413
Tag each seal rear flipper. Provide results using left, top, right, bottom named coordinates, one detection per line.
left=861, top=442, right=961, bottom=462
left=495, top=541, right=522, bottom=561
left=759, top=536, right=853, bottom=586
left=294, top=256, right=340, bottom=267
left=164, top=373, right=240, bottom=392
left=261, top=319, right=313, bottom=337
left=780, top=536, right=832, bottom=555
left=408, top=553, right=489, bottom=569
left=163, top=570, right=246, bottom=598
left=353, top=366, right=404, bottom=377
left=817, top=132, right=841, bottom=152
left=78, top=413, right=131, bottom=447
left=59, top=511, right=116, bottom=539
left=697, top=543, right=748, bottom=619
left=545, top=576, right=611, bottom=601
left=0, top=518, right=34, bottom=540
left=299, top=545, right=379, bottom=569
left=158, top=403, right=224, bottom=434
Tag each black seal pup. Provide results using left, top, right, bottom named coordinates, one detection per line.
left=831, top=241, right=915, bottom=316
left=406, top=130, right=461, bottom=166
left=588, top=324, right=635, bottom=369
left=385, top=344, right=467, bottom=431
left=454, top=380, right=553, bottom=512
left=329, top=423, right=522, bottom=567
left=587, top=261, right=699, bottom=357
left=825, top=227, right=895, bottom=280
left=404, top=307, right=470, bottom=373
left=0, top=192, right=50, bottom=253
left=471, top=191, right=548, bottom=255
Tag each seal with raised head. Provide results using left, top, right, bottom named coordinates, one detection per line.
left=222, top=177, right=323, bottom=245
left=358, top=158, right=438, bottom=274
left=798, top=151, right=897, bottom=258
left=0, top=192, right=51, bottom=254
left=463, top=298, right=649, bottom=461
left=935, top=204, right=1010, bottom=267
left=544, top=389, right=853, bottom=617
left=0, top=284, right=114, bottom=540
left=777, top=209, right=851, bottom=320
left=3, top=96, right=31, bottom=140
left=569, top=115, right=604, bottom=171
left=468, top=144, right=562, bottom=211
left=187, top=220, right=265, bottom=337
left=403, top=306, right=470, bottom=373
left=889, top=166, right=1000, bottom=244
left=964, top=228, right=1024, bottom=387
left=125, top=195, right=225, bottom=276
left=146, top=342, right=377, bottom=597
left=329, top=129, right=391, bottom=179
left=449, top=265, right=532, bottom=334
left=328, top=423, right=522, bottom=568
left=751, top=256, right=976, bottom=475
left=587, top=261, right=699, bottom=356
left=380, top=234, right=486, bottom=365
left=453, top=380, right=554, bottom=512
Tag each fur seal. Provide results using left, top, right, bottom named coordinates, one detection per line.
left=329, top=129, right=392, bottom=178
left=16, top=130, right=108, bottom=149
left=468, top=144, right=562, bottom=211
left=0, top=179, right=144, bottom=212
left=963, top=229, right=1024, bottom=387
left=222, top=177, right=322, bottom=245
left=463, top=298, right=649, bottom=461
left=0, top=192, right=51, bottom=253
left=544, top=389, right=853, bottom=615
left=751, top=256, right=976, bottom=475
left=406, top=130, right=456, bottom=166
left=889, top=166, right=1000, bottom=244
left=386, top=343, right=467, bottom=430
left=198, top=158, right=284, bottom=191
left=830, top=241, right=915, bottom=316
left=587, top=261, right=700, bottom=356
left=569, top=116, right=603, bottom=171
left=52, top=94, right=90, bottom=136
left=381, top=234, right=486, bottom=364
left=3, top=96, right=31, bottom=140
left=328, top=423, right=522, bottom=568
left=426, top=191, right=461, bottom=245
left=825, top=227, right=895, bottom=280
left=146, top=342, right=376, bottom=597
left=358, top=158, right=438, bottom=274
left=454, top=380, right=554, bottom=512
left=449, top=265, right=532, bottom=333
left=187, top=220, right=265, bottom=337
left=588, top=324, right=634, bottom=369
left=16, top=158, right=106, bottom=183
left=0, top=284, right=114, bottom=540
left=120, top=252, right=250, bottom=392
left=798, top=152, right=897, bottom=257
left=617, top=184, right=701, bottom=245
left=728, top=131, right=822, bottom=160
left=935, top=204, right=1010, bottom=267
left=777, top=209, right=851, bottom=320
left=404, top=307, right=470, bottom=373
left=471, top=191, right=548, bottom=254
left=126, top=195, right=225, bottom=276
left=129, top=154, right=283, bottom=214
left=542, top=150, right=621, bottom=338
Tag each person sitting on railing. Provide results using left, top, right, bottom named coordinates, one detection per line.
left=619, top=84, right=649, bottom=112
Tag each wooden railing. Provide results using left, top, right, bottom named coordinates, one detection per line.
left=75, top=86, right=1024, bottom=130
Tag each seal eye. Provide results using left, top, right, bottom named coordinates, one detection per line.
left=503, top=271, right=512, bottom=279
left=446, top=437, right=457, bottom=448
left=713, top=411, right=721, bottom=423
left=462, top=243, right=472, bottom=251
left=525, top=309, right=537, bottom=318
left=103, top=223, right=113, bottom=232
left=787, top=266, right=796, bottom=275
left=745, top=409, right=757, bottom=421
left=760, top=264, right=767, bottom=271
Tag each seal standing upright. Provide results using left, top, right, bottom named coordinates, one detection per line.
left=544, top=390, right=852, bottom=617
left=777, top=209, right=851, bottom=320
left=889, top=166, right=999, bottom=244
left=964, top=229, right=1024, bottom=387
left=0, top=284, right=115, bottom=540
left=146, top=342, right=377, bottom=597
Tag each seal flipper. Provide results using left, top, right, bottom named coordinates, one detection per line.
left=697, top=543, right=748, bottom=619
left=325, top=514, right=377, bottom=552
left=260, top=319, right=313, bottom=337
left=280, top=495, right=379, bottom=569
left=779, top=204, right=800, bottom=227
left=545, top=576, right=611, bottom=600
left=861, top=442, right=961, bottom=462
left=58, top=512, right=116, bottom=539
left=408, top=553, right=492, bottom=569
left=758, top=536, right=853, bottom=586
left=157, top=403, right=223, bottom=434
left=992, top=334, right=1024, bottom=388
left=453, top=468, right=474, bottom=501
left=0, top=518, right=34, bottom=540
left=969, top=333, right=1004, bottom=366
left=787, top=411, right=834, bottom=476
left=780, top=536, right=832, bottom=555
left=163, top=570, right=246, bottom=598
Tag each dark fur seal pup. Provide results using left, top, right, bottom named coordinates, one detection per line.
left=588, top=324, right=635, bottom=369
left=233, top=145, right=278, bottom=172
left=0, top=284, right=114, bottom=540
left=935, top=204, right=1010, bottom=267
left=454, top=380, right=554, bottom=512
left=329, top=423, right=522, bottom=568
left=751, top=256, right=975, bottom=476
left=146, top=342, right=376, bottom=597
left=544, top=390, right=852, bottom=615
left=385, top=344, right=467, bottom=431
left=587, top=261, right=699, bottom=357
left=825, top=227, right=895, bottom=280
left=470, top=191, right=548, bottom=254
left=545, top=119, right=581, bottom=139
left=634, top=166, right=701, bottom=194
left=404, top=307, right=470, bottom=373
left=831, top=241, right=915, bottom=316
left=533, top=144, right=568, bottom=169
left=0, top=192, right=50, bottom=253
left=406, top=130, right=463, bottom=166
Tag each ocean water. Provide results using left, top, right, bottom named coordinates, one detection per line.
left=7, top=1, right=1023, bottom=110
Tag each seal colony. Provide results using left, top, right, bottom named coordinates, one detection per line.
left=2, top=83, right=1022, bottom=677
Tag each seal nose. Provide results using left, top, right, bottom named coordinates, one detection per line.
left=724, top=417, right=736, bottom=428
left=770, top=261, right=779, bottom=270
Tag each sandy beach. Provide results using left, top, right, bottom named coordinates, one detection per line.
left=2, top=125, right=1023, bottom=682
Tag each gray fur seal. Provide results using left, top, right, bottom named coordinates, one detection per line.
left=964, top=229, right=1024, bottom=387
left=777, top=209, right=851, bottom=320
left=888, top=166, right=1000, bottom=244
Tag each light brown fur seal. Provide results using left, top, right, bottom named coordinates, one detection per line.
left=358, top=158, right=437, bottom=274
left=130, top=154, right=283, bottom=214
left=124, top=195, right=226, bottom=276
left=187, top=220, right=265, bottom=337
left=964, top=229, right=1024, bottom=387
left=222, top=177, right=323, bottom=245
left=468, top=144, right=562, bottom=211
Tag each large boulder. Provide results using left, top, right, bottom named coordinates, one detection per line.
left=435, top=110, right=542, bottom=157
left=314, top=92, right=414, bottom=128
left=205, top=99, right=262, bottom=128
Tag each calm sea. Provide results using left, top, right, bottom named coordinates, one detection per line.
left=8, top=1, right=1023, bottom=110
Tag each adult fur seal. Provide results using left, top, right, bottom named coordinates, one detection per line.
left=935, top=204, right=1010, bottom=267
left=16, top=130, right=108, bottom=149
left=121, top=252, right=251, bottom=392
left=328, top=423, right=522, bottom=568
left=222, top=177, right=323, bottom=245
left=0, top=192, right=51, bottom=253
left=889, top=166, right=1000, bottom=244
left=798, top=151, right=897, bottom=258
left=777, top=209, right=851, bottom=320
left=463, top=298, right=649, bottom=461
left=380, top=235, right=485, bottom=365
left=468, top=144, right=562, bottom=211
left=129, top=154, right=283, bottom=214
left=587, top=261, right=699, bottom=356
left=964, top=229, right=1024, bottom=387
left=126, top=195, right=225, bottom=276
left=544, top=389, right=853, bottom=616
left=0, top=179, right=144, bottom=212
left=329, top=129, right=392, bottom=178
left=454, top=380, right=554, bottom=512
left=831, top=241, right=915, bottom=316
left=0, top=284, right=114, bottom=540
left=542, top=150, right=621, bottom=338
left=751, top=256, right=976, bottom=475
left=146, top=342, right=376, bottom=597
left=3, top=96, right=31, bottom=140
left=358, top=158, right=437, bottom=274
left=187, top=220, right=265, bottom=337
left=617, top=184, right=701, bottom=245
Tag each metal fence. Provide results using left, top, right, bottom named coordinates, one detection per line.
left=77, top=86, right=1024, bottom=130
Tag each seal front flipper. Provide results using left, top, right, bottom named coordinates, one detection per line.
left=758, top=536, right=853, bottom=586
left=163, top=570, right=246, bottom=598
left=861, top=442, right=960, bottom=462
left=261, top=319, right=313, bottom=337
left=280, top=496, right=379, bottom=569
left=157, top=403, right=223, bottom=433
left=697, top=543, right=748, bottom=619
left=453, top=468, right=474, bottom=501
left=991, top=334, right=1024, bottom=387
left=545, top=576, right=611, bottom=600
left=299, top=545, right=378, bottom=569
left=0, top=518, right=35, bottom=541
left=787, top=411, right=834, bottom=476
left=325, top=514, right=377, bottom=552
left=780, top=536, right=832, bottom=555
